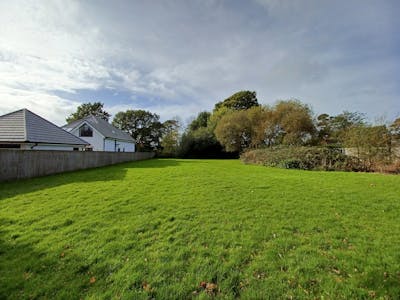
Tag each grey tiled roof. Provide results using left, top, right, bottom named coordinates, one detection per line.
left=0, top=109, right=89, bottom=145
left=63, top=115, right=134, bottom=142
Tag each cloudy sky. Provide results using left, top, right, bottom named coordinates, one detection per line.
left=0, top=0, right=399, bottom=125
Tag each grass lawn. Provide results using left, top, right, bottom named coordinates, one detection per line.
left=1, top=159, right=399, bottom=299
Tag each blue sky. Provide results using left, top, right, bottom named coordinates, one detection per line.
left=0, top=0, right=399, bottom=125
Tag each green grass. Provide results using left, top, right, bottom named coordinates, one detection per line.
left=1, top=159, right=400, bottom=299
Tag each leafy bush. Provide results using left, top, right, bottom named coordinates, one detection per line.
left=241, top=146, right=363, bottom=171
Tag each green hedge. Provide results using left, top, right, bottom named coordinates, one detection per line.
left=241, top=146, right=366, bottom=171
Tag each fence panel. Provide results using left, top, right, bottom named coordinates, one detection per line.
left=0, top=150, right=155, bottom=181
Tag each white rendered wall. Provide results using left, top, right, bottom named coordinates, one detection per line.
left=118, top=140, right=135, bottom=152
left=104, top=139, right=116, bottom=152
left=70, top=125, right=104, bottom=151
left=104, top=139, right=135, bottom=152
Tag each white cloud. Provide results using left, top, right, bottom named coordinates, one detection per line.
left=0, top=86, right=80, bottom=125
left=0, top=0, right=398, bottom=124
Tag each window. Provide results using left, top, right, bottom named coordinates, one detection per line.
left=73, top=147, right=79, bottom=151
left=79, top=124, right=93, bottom=137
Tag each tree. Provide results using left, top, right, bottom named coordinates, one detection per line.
left=390, top=117, right=400, bottom=140
left=214, top=100, right=315, bottom=151
left=178, top=110, right=236, bottom=158
left=214, top=91, right=259, bottom=111
left=214, top=106, right=268, bottom=152
left=66, top=102, right=110, bottom=123
left=208, top=106, right=233, bottom=132
left=178, top=127, right=233, bottom=158
left=160, top=119, right=181, bottom=156
left=344, top=125, right=392, bottom=170
left=315, top=111, right=365, bottom=145
left=215, top=110, right=252, bottom=152
left=250, top=106, right=275, bottom=147
left=316, top=113, right=334, bottom=144
left=331, top=111, right=365, bottom=132
left=188, top=111, right=211, bottom=131
left=112, top=110, right=163, bottom=151
left=267, top=100, right=315, bottom=146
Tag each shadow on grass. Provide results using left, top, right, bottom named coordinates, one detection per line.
left=128, top=158, right=221, bottom=168
left=128, top=158, right=181, bottom=168
left=0, top=218, right=88, bottom=299
left=0, top=162, right=129, bottom=201
left=0, top=159, right=191, bottom=201
left=362, top=269, right=400, bottom=297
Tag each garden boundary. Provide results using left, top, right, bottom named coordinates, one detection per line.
left=0, top=150, right=154, bottom=181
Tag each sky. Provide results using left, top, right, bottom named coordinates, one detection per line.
left=0, top=0, right=399, bottom=126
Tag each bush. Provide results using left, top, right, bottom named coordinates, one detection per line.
left=241, top=146, right=360, bottom=171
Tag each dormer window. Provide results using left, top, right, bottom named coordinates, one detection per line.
left=79, top=124, right=93, bottom=137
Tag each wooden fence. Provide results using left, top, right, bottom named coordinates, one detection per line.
left=0, top=150, right=155, bottom=181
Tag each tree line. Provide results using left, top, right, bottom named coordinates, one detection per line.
left=66, top=92, right=400, bottom=163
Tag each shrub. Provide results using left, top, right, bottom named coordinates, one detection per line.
left=240, top=146, right=400, bottom=172
left=241, top=146, right=354, bottom=171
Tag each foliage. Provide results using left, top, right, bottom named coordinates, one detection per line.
left=160, top=119, right=181, bottom=157
left=214, top=110, right=252, bottom=153
left=1, top=159, right=400, bottom=299
left=390, top=117, right=400, bottom=140
left=241, top=146, right=353, bottom=171
left=343, top=125, right=392, bottom=171
left=188, top=111, right=211, bottom=132
left=214, top=100, right=315, bottom=152
left=66, top=102, right=110, bottom=123
left=214, top=106, right=267, bottom=152
left=270, top=100, right=315, bottom=145
left=214, top=90, right=259, bottom=112
left=316, top=111, right=366, bottom=145
left=178, top=127, right=236, bottom=158
left=207, top=106, right=233, bottom=132
left=179, top=111, right=235, bottom=158
left=112, top=110, right=163, bottom=151
left=330, top=111, right=365, bottom=131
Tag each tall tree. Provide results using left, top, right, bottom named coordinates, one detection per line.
left=178, top=127, right=229, bottom=158
left=66, top=102, right=110, bottom=123
left=112, top=110, right=163, bottom=151
left=331, top=111, right=365, bottom=132
left=160, top=119, right=181, bottom=156
left=215, top=106, right=268, bottom=152
left=215, top=110, right=252, bottom=152
left=316, top=111, right=365, bottom=145
left=215, top=100, right=315, bottom=151
left=269, top=100, right=315, bottom=145
left=188, top=111, right=211, bottom=131
left=214, top=90, right=259, bottom=111
left=316, top=113, right=334, bottom=144
left=390, top=117, right=400, bottom=141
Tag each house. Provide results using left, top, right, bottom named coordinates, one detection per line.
left=0, top=108, right=89, bottom=150
left=62, top=115, right=135, bottom=152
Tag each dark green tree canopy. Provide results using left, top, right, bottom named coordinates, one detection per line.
left=214, top=91, right=259, bottom=111
left=316, top=111, right=365, bottom=145
left=189, top=111, right=211, bottom=131
left=112, top=110, right=163, bottom=151
left=160, top=119, right=181, bottom=157
left=390, top=117, right=400, bottom=139
left=66, top=102, right=110, bottom=123
left=330, top=111, right=365, bottom=131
